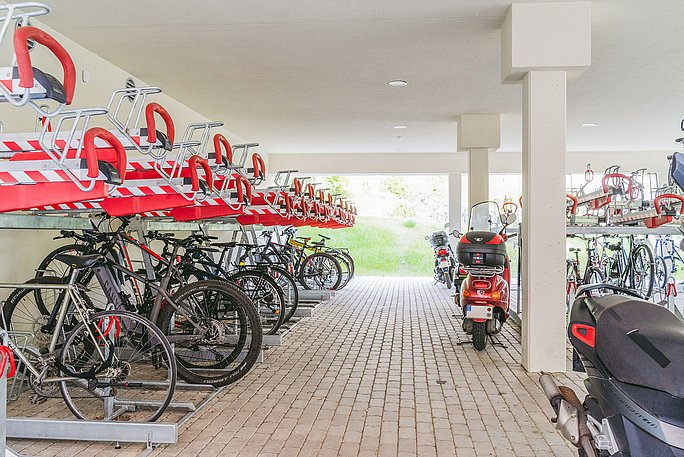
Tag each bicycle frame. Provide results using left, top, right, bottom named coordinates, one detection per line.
left=0, top=270, right=111, bottom=385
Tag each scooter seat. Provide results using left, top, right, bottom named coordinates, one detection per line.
left=591, top=296, right=684, bottom=398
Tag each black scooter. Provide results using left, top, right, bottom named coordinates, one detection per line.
left=539, top=283, right=684, bottom=456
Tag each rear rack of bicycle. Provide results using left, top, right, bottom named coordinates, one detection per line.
left=0, top=2, right=355, bottom=454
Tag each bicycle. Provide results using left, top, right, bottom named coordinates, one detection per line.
left=150, top=233, right=287, bottom=335
left=2, top=259, right=176, bottom=422
left=28, top=225, right=263, bottom=387
left=600, top=234, right=655, bottom=298
left=258, top=230, right=342, bottom=290
left=565, top=235, right=605, bottom=307
left=653, top=235, right=684, bottom=291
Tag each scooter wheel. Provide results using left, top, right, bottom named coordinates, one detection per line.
left=472, top=322, right=488, bottom=351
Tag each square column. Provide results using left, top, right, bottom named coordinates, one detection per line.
left=448, top=173, right=463, bottom=234
left=457, top=114, right=501, bottom=209
left=502, top=1, right=590, bottom=373
left=468, top=148, right=490, bottom=209
left=521, top=71, right=567, bottom=372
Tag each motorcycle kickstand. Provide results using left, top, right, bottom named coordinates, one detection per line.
left=489, top=335, right=508, bottom=348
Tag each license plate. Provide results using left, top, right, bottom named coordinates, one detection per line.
left=439, top=260, right=450, bottom=268
left=465, top=305, right=493, bottom=320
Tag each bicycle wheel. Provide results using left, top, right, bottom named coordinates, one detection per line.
left=630, top=244, right=655, bottom=298
left=59, top=310, right=176, bottom=422
left=298, top=253, right=342, bottom=290
left=3, top=276, right=92, bottom=352
left=329, top=249, right=355, bottom=280
left=583, top=267, right=605, bottom=286
left=265, top=265, right=299, bottom=323
left=329, top=252, right=352, bottom=289
left=157, top=280, right=262, bottom=387
left=654, top=256, right=668, bottom=292
left=228, top=270, right=286, bottom=335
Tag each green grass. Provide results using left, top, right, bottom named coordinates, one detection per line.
left=296, top=216, right=443, bottom=276
left=402, top=220, right=417, bottom=228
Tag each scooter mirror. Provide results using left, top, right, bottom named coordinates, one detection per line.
left=451, top=230, right=461, bottom=238
left=501, top=213, right=517, bottom=225
left=424, top=236, right=430, bottom=240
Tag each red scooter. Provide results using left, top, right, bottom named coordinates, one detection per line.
left=454, top=201, right=516, bottom=350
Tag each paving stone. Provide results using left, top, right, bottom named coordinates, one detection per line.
left=9, top=278, right=580, bottom=456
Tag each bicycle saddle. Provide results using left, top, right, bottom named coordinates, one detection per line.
left=213, top=242, right=237, bottom=248
left=55, top=253, right=103, bottom=269
left=318, top=234, right=330, bottom=241
left=569, top=248, right=581, bottom=253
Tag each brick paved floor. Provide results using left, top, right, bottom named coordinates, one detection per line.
left=9, top=277, right=583, bottom=456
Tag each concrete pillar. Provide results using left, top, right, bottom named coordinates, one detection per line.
left=468, top=148, right=489, bottom=208
left=448, top=174, right=463, bottom=235
left=502, top=2, right=591, bottom=372
left=521, top=71, right=568, bottom=372
left=457, top=114, right=501, bottom=210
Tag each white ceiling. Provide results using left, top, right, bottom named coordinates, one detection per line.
left=41, top=0, right=684, bottom=154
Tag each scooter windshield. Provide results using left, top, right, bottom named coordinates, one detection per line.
left=468, top=201, right=503, bottom=233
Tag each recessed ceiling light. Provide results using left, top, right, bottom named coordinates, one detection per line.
left=582, top=123, right=597, bottom=127
left=393, top=125, right=407, bottom=129
left=388, top=80, right=408, bottom=87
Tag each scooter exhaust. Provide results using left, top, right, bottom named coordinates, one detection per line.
left=538, top=373, right=596, bottom=456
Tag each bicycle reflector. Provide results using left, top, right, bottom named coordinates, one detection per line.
left=437, top=249, right=448, bottom=256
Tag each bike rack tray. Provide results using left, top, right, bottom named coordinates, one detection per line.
left=6, top=418, right=177, bottom=448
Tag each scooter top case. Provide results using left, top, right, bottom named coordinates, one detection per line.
left=456, top=231, right=507, bottom=267
left=569, top=293, right=684, bottom=454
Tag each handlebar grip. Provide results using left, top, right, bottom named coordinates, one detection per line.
left=213, top=133, right=233, bottom=165
left=293, top=177, right=302, bottom=196
left=235, top=174, right=253, bottom=204
left=251, top=153, right=266, bottom=179
left=188, top=155, right=213, bottom=192
left=83, top=127, right=128, bottom=181
left=566, top=194, right=578, bottom=215
left=14, top=26, right=76, bottom=105
left=145, top=102, right=175, bottom=146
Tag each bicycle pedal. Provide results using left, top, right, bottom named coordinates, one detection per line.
left=30, top=394, right=47, bottom=405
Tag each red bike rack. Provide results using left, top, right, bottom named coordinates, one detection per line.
left=1, top=127, right=126, bottom=212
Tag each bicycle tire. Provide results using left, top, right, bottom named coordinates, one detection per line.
left=35, top=244, right=87, bottom=279
left=59, top=310, right=176, bottom=422
left=3, top=276, right=93, bottom=353
left=157, top=280, right=262, bottom=387
left=228, top=270, right=286, bottom=335
left=630, top=244, right=655, bottom=299
left=298, top=252, right=342, bottom=291
left=265, top=265, right=299, bottom=323
left=328, top=249, right=355, bottom=279
left=328, top=252, right=352, bottom=289
left=654, top=256, right=668, bottom=292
